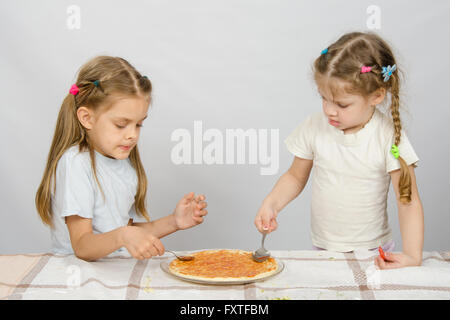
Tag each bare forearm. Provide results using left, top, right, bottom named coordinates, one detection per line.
left=398, top=200, right=424, bottom=263
left=132, top=214, right=179, bottom=239
left=264, top=171, right=308, bottom=212
left=74, top=227, right=125, bottom=261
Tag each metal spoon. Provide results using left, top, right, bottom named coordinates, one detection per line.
left=252, top=232, right=270, bottom=262
left=167, top=250, right=195, bottom=261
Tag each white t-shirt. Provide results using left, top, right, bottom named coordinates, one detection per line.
left=285, top=108, right=419, bottom=252
left=50, top=145, right=144, bottom=255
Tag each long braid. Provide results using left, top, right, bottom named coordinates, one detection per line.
left=390, top=74, right=412, bottom=203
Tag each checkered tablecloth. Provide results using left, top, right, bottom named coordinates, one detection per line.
left=1, top=250, right=449, bottom=300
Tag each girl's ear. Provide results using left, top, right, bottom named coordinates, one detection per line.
left=77, top=106, right=95, bottom=130
left=369, top=88, right=386, bottom=106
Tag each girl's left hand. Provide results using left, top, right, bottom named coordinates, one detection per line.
left=173, top=192, right=208, bottom=230
left=375, top=251, right=422, bottom=270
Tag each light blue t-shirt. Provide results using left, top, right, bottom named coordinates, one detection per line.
left=50, top=145, right=144, bottom=255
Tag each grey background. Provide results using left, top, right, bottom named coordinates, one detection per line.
left=1, top=0, right=449, bottom=254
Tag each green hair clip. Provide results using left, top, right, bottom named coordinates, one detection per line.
left=93, top=80, right=100, bottom=87
left=390, top=144, right=400, bottom=159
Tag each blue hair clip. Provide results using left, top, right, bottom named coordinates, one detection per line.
left=381, top=64, right=396, bottom=82
left=321, top=48, right=328, bottom=55
left=93, top=80, right=100, bottom=87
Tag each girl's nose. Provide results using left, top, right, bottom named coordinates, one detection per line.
left=323, top=101, right=338, bottom=117
left=126, top=126, right=139, bottom=140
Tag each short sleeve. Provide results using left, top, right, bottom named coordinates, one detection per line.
left=386, top=130, right=419, bottom=173
left=54, top=153, right=95, bottom=219
left=284, top=114, right=315, bottom=160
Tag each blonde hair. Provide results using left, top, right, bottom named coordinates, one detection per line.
left=36, top=56, right=152, bottom=227
left=313, top=31, right=412, bottom=204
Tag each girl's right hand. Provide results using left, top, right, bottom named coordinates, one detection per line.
left=254, top=202, right=279, bottom=234
left=120, top=226, right=165, bottom=260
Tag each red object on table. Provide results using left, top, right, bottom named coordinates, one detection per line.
left=378, top=246, right=387, bottom=261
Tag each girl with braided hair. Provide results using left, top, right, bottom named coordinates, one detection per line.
left=255, top=32, right=424, bottom=269
left=36, top=56, right=208, bottom=261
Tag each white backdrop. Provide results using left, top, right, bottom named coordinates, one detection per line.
left=1, top=0, right=449, bottom=254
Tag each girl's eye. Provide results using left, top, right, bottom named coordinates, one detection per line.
left=338, top=104, right=349, bottom=108
left=115, top=123, right=144, bottom=129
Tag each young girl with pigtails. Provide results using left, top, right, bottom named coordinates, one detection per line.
left=255, top=32, right=424, bottom=269
left=35, top=56, right=208, bottom=261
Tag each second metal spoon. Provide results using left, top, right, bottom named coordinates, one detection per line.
left=252, top=232, right=270, bottom=262
left=167, top=250, right=195, bottom=261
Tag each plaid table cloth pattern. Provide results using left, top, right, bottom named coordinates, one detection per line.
left=1, top=250, right=449, bottom=300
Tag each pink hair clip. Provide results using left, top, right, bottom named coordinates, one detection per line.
left=69, top=84, right=79, bottom=95
left=361, top=66, right=372, bottom=74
